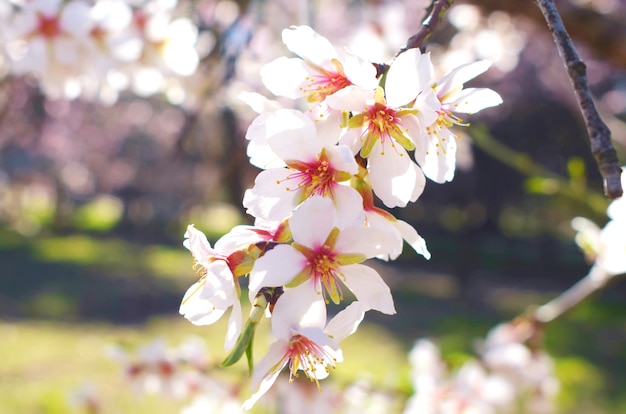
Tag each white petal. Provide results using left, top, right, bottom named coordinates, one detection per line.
left=414, top=88, right=441, bottom=125
left=214, top=225, right=269, bottom=253
left=444, top=87, right=503, bottom=113
left=181, top=229, right=213, bottom=261
left=17, top=37, right=47, bottom=73
left=238, top=91, right=282, bottom=114
left=386, top=48, right=434, bottom=108
left=224, top=300, right=242, bottom=352
left=271, top=283, right=327, bottom=340
left=415, top=126, right=457, bottom=183
left=245, top=112, right=286, bottom=169
left=243, top=340, right=288, bottom=410
left=325, top=85, right=374, bottom=112
left=335, top=225, right=396, bottom=259
left=36, top=0, right=63, bottom=16
left=265, top=109, right=321, bottom=162
left=183, top=225, right=215, bottom=263
left=395, top=219, right=431, bottom=260
left=331, top=184, right=365, bottom=228
left=368, top=147, right=426, bottom=207
left=282, top=25, right=338, bottom=67
left=338, top=127, right=366, bottom=155
left=342, top=264, right=396, bottom=314
left=260, top=57, right=310, bottom=99
left=92, top=0, right=132, bottom=31
left=179, top=281, right=228, bottom=325
left=60, top=1, right=92, bottom=37
left=248, top=245, right=305, bottom=300
left=325, top=301, right=366, bottom=342
left=289, top=196, right=335, bottom=247
left=364, top=212, right=403, bottom=261
left=600, top=219, right=626, bottom=275
left=310, top=106, right=343, bottom=147
left=436, top=60, right=492, bottom=97
left=341, top=52, right=379, bottom=89
left=242, top=168, right=298, bottom=222
left=324, top=144, right=359, bottom=175
left=53, top=37, right=80, bottom=65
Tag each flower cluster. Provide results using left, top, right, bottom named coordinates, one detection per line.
left=178, top=25, right=502, bottom=409
left=404, top=319, right=559, bottom=414
left=109, top=336, right=241, bottom=413
left=2, top=0, right=200, bottom=103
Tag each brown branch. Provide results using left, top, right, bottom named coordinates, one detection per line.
left=400, top=0, right=454, bottom=54
left=374, top=0, right=454, bottom=75
left=535, top=0, right=623, bottom=199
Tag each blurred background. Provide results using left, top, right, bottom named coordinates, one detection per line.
left=1, top=0, right=626, bottom=412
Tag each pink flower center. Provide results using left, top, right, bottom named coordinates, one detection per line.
left=304, top=244, right=345, bottom=304
left=286, top=334, right=337, bottom=384
left=423, top=110, right=466, bottom=156
left=301, top=60, right=352, bottom=103
left=285, top=159, right=336, bottom=199
left=366, top=103, right=401, bottom=141
left=36, top=14, right=62, bottom=39
left=348, top=96, right=416, bottom=158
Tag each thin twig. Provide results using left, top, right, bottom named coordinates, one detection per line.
left=535, top=0, right=623, bottom=199
left=533, top=265, right=611, bottom=324
left=400, top=0, right=454, bottom=54
left=374, top=0, right=454, bottom=76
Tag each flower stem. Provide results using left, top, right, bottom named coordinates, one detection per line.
left=533, top=265, right=611, bottom=324
left=401, top=0, right=455, bottom=53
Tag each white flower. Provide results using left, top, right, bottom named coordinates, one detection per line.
left=125, top=3, right=199, bottom=96
left=248, top=196, right=396, bottom=314
left=110, top=338, right=188, bottom=399
left=4, top=0, right=92, bottom=97
left=327, top=84, right=428, bottom=208
left=572, top=215, right=626, bottom=276
left=597, top=218, right=626, bottom=275
left=242, top=109, right=363, bottom=224
left=179, top=225, right=242, bottom=352
left=242, top=285, right=365, bottom=410
left=418, top=57, right=503, bottom=183
left=261, top=25, right=378, bottom=104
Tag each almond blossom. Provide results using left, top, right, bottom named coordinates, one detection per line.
left=115, top=0, right=200, bottom=97
left=260, top=25, right=378, bottom=105
left=326, top=50, right=437, bottom=208
left=242, top=109, right=363, bottom=224
left=179, top=225, right=243, bottom=352
left=417, top=56, right=503, bottom=183
left=249, top=196, right=396, bottom=314
left=570, top=167, right=626, bottom=276
left=109, top=338, right=187, bottom=399
left=404, top=321, right=559, bottom=414
left=242, top=284, right=366, bottom=410
left=4, top=0, right=92, bottom=97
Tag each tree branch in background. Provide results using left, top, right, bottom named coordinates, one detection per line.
left=535, top=0, right=623, bottom=199
left=532, top=265, right=614, bottom=324
left=401, top=0, right=454, bottom=53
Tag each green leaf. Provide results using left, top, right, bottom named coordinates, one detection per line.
left=221, top=320, right=257, bottom=367
left=245, top=330, right=255, bottom=375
